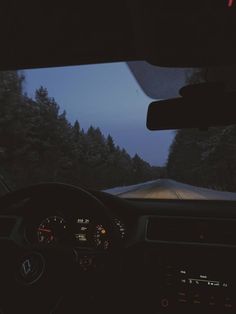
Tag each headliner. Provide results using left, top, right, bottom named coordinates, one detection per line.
left=0, top=0, right=236, bottom=70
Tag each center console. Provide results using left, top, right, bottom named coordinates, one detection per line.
left=144, top=246, right=236, bottom=313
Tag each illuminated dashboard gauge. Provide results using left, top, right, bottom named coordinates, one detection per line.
left=93, top=224, right=109, bottom=250
left=37, top=216, right=67, bottom=244
left=114, top=218, right=126, bottom=239
left=75, top=218, right=90, bottom=243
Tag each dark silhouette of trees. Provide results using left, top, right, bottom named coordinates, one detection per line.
left=0, top=71, right=161, bottom=190
left=167, top=69, right=236, bottom=192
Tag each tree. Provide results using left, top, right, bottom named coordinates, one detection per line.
left=0, top=71, right=161, bottom=190
left=167, top=69, right=236, bottom=192
left=107, top=134, right=115, bottom=153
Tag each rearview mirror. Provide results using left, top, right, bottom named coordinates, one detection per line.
left=146, top=84, right=236, bottom=130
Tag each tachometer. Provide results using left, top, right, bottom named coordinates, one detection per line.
left=37, top=216, right=67, bottom=244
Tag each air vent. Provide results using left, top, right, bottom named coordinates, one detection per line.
left=147, top=217, right=236, bottom=245
left=0, top=216, right=17, bottom=237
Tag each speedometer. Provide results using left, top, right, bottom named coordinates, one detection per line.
left=114, top=218, right=126, bottom=239
left=37, top=216, right=67, bottom=244
left=93, top=224, right=109, bottom=250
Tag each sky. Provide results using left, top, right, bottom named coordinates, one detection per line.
left=24, top=62, right=175, bottom=166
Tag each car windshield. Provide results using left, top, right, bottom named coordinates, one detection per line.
left=1, top=61, right=236, bottom=200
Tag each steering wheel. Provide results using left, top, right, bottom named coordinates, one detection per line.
left=0, top=183, right=122, bottom=314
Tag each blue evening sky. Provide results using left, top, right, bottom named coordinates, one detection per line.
left=24, top=62, right=174, bottom=166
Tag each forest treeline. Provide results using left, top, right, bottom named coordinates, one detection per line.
left=0, top=71, right=162, bottom=190
left=167, top=69, right=236, bottom=192
left=167, top=126, right=236, bottom=191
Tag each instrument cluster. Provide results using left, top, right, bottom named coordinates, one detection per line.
left=34, top=215, right=126, bottom=250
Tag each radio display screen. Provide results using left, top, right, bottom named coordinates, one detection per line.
left=178, top=268, right=229, bottom=289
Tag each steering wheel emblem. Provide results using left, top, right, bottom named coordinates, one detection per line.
left=21, top=258, right=32, bottom=276
left=18, top=253, right=45, bottom=285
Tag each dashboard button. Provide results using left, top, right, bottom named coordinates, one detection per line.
left=161, top=298, right=169, bottom=308
left=208, top=296, right=216, bottom=307
left=79, top=256, right=94, bottom=271
left=224, top=297, right=233, bottom=309
left=224, top=303, right=233, bottom=309
left=177, top=291, right=187, bottom=303
left=178, top=292, right=186, bottom=297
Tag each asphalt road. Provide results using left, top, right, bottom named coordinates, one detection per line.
left=105, top=179, right=236, bottom=200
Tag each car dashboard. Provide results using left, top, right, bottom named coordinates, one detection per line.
left=1, top=189, right=236, bottom=314
left=24, top=213, right=125, bottom=251
left=93, top=192, right=236, bottom=314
